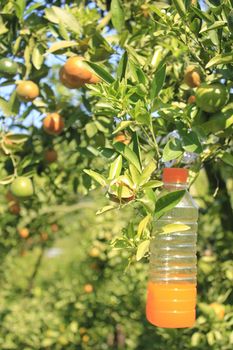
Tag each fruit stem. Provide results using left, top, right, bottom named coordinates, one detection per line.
left=10, top=153, right=18, bottom=177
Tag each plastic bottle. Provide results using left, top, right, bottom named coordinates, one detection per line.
left=146, top=168, right=198, bottom=328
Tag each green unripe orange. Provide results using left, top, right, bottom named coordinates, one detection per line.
left=195, top=83, right=229, bottom=113
left=10, top=177, right=34, bottom=199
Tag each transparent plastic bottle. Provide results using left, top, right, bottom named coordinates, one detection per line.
left=146, top=168, right=198, bottom=328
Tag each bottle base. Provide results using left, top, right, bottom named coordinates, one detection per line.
left=146, top=312, right=195, bottom=329
left=146, top=282, right=196, bottom=329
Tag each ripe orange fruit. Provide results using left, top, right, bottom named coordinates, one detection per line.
left=188, top=95, right=196, bottom=104
left=84, top=284, right=93, bottom=293
left=43, top=113, right=65, bottom=135
left=64, top=56, right=92, bottom=81
left=59, top=66, right=84, bottom=89
left=16, top=80, right=39, bottom=101
left=44, top=149, right=58, bottom=163
left=210, top=303, right=225, bottom=320
left=184, top=65, right=201, bottom=88
left=51, top=223, right=59, bottom=233
left=87, top=73, right=101, bottom=84
left=141, top=4, right=150, bottom=18
left=89, top=247, right=100, bottom=258
left=18, top=228, right=29, bottom=238
left=82, top=335, right=90, bottom=343
left=113, top=132, right=131, bottom=145
left=79, top=327, right=87, bottom=335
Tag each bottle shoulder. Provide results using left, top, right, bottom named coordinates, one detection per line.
left=159, top=188, right=198, bottom=208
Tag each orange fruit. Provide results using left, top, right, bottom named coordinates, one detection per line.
left=51, top=223, right=59, bottom=232
left=113, top=132, right=131, bottom=145
left=188, top=95, right=196, bottom=104
left=82, top=335, right=90, bottom=343
left=59, top=66, right=84, bottom=89
left=89, top=247, right=100, bottom=258
left=43, top=113, right=65, bottom=135
left=84, top=284, right=93, bottom=293
left=18, top=228, right=29, bottom=238
left=87, top=73, right=101, bottom=84
left=44, top=149, right=58, bottom=163
left=184, top=65, right=201, bottom=88
left=64, top=56, right=92, bottom=81
left=79, top=327, right=87, bottom=335
left=16, top=80, right=39, bottom=101
left=210, top=303, right=225, bottom=320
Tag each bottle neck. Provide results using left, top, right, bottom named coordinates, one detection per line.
left=163, top=182, right=188, bottom=190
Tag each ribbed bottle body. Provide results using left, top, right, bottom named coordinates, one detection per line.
left=146, top=189, right=198, bottom=328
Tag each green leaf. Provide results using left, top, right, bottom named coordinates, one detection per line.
left=96, top=205, right=116, bottom=215
left=150, top=65, right=166, bottom=100
left=117, top=51, right=128, bottom=80
left=154, top=190, right=186, bottom=220
left=0, top=97, right=10, bottom=116
left=151, top=46, right=163, bottom=70
left=220, top=152, right=233, bottom=167
left=136, top=240, right=150, bottom=261
left=108, top=155, right=122, bottom=179
left=85, top=61, right=115, bottom=84
left=139, top=161, right=157, bottom=186
left=47, top=41, right=78, bottom=54
left=162, top=138, right=183, bottom=162
left=25, top=2, right=43, bottom=16
left=129, top=164, right=141, bottom=185
left=130, top=132, right=142, bottom=166
left=85, top=122, right=98, bottom=138
left=15, top=0, right=26, bottom=20
left=141, top=180, right=163, bottom=189
left=32, top=45, right=44, bottom=70
left=191, top=6, right=213, bottom=23
left=137, top=214, right=151, bottom=238
left=114, top=142, right=142, bottom=173
left=83, top=169, right=107, bottom=186
left=113, top=121, right=133, bottom=134
left=6, top=134, right=28, bottom=144
left=149, top=5, right=166, bottom=20
left=58, top=20, right=70, bottom=40
left=0, top=15, right=8, bottom=35
left=200, top=21, right=226, bottom=34
left=0, top=175, right=15, bottom=185
left=110, top=0, right=125, bottom=33
left=160, top=223, right=190, bottom=234
left=181, top=131, right=202, bottom=154
left=172, top=0, right=186, bottom=17
left=24, top=44, right=32, bottom=77
left=44, top=6, right=81, bottom=34
left=128, top=60, right=147, bottom=83
left=206, top=53, right=233, bottom=69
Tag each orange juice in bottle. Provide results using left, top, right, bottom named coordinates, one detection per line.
left=146, top=168, right=198, bottom=328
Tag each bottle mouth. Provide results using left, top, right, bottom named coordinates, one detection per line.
left=163, top=168, right=188, bottom=184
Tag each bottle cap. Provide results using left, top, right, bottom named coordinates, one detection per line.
left=162, top=168, right=188, bottom=184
